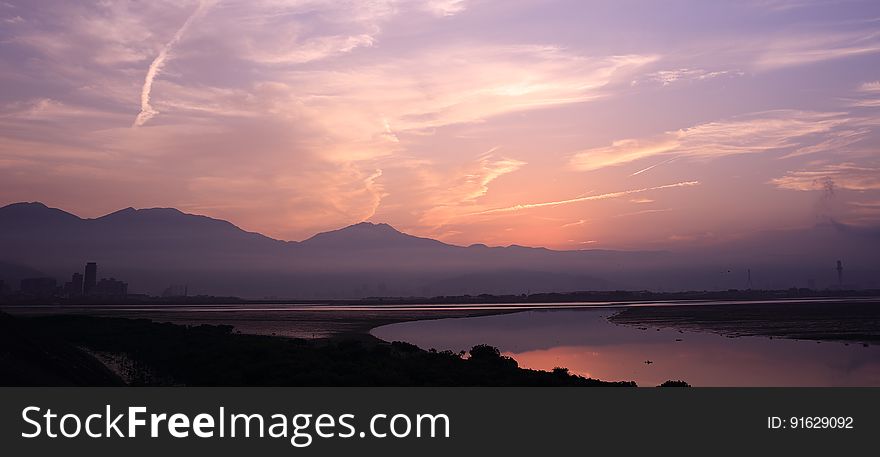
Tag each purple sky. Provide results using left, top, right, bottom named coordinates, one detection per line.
left=1, top=0, right=879, bottom=249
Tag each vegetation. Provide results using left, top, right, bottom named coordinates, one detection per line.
left=658, top=380, right=691, bottom=387
left=1, top=313, right=636, bottom=387
left=0, top=313, right=122, bottom=386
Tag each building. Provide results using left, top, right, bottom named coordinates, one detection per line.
left=162, top=284, right=189, bottom=298
left=92, top=278, right=128, bottom=298
left=83, top=262, right=97, bottom=296
left=20, top=277, right=58, bottom=298
left=63, top=272, right=84, bottom=298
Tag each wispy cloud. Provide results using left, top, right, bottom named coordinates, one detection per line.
left=570, top=111, right=861, bottom=173
left=561, top=219, right=588, bottom=228
left=749, top=0, right=826, bottom=12
left=846, top=80, right=880, bottom=108
left=134, top=0, right=213, bottom=127
left=771, top=163, right=880, bottom=191
left=752, top=31, right=880, bottom=70
left=475, top=181, right=700, bottom=215
left=613, top=208, right=672, bottom=218
left=629, top=156, right=678, bottom=176
left=284, top=47, right=656, bottom=138
left=423, top=0, right=469, bottom=16
left=848, top=200, right=880, bottom=223
left=860, top=81, right=880, bottom=92
left=3, top=0, right=880, bottom=247
left=417, top=152, right=527, bottom=227
left=633, top=68, right=743, bottom=87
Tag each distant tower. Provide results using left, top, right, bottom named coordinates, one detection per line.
left=71, top=272, right=83, bottom=297
left=84, top=262, right=97, bottom=296
left=747, top=269, right=753, bottom=290
left=836, top=260, right=843, bottom=287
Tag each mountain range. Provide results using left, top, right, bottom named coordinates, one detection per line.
left=0, top=202, right=877, bottom=298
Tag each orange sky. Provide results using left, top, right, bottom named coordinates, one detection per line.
left=1, top=0, right=879, bottom=249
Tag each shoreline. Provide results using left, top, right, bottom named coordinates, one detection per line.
left=609, top=299, right=880, bottom=345
left=5, top=295, right=879, bottom=343
left=0, top=312, right=640, bottom=387
left=1, top=304, right=516, bottom=340
left=8, top=298, right=877, bottom=386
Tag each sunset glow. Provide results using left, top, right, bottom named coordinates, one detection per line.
left=2, top=0, right=879, bottom=248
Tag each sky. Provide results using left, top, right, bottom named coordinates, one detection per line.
left=1, top=0, right=879, bottom=249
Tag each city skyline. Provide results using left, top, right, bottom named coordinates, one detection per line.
left=1, top=0, right=880, bottom=250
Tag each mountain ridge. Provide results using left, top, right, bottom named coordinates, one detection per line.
left=1, top=201, right=878, bottom=297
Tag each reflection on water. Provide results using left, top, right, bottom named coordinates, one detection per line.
left=371, top=309, right=880, bottom=387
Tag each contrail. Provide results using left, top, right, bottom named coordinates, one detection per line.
left=474, top=181, right=700, bottom=215
left=630, top=156, right=677, bottom=177
left=133, top=1, right=213, bottom=127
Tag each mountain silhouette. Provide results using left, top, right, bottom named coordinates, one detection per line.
left=0, top=202, right=81, bottom=230
left=300, top=222, right=444, bottom=250
left=0, top=202, right=878, bottom=297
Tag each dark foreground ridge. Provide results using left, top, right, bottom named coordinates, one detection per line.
left=0, top=313, right=638, bottom=387
left=0, top=313, right=122, bottom=386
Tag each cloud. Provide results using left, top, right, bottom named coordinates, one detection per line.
left=223, top=0, right=398, bottom=65
left=847, top=81, right=880, bottom=108
left=848, top=200, right=880, bottom=223
left=561, top=219, right=588, bottom=228
left=455, top=154, right=526, bottom=202
left=416, top=152, right=527, bottom=227
left=613, top=208, right=672, bottom=218
left=570, top=111, right=862, bottom=173
left=360, top=168, right=387, bottom=221
left=423, top=0, right=468, bottom=16
left=771, top=163, right=880, bottom=191
left=7, top=1, right=593, bottom=240
left=3, top=0, right=880, bottom=248
left=475, top=181, right=700, bottom=215
left=749, top=0, right=825, bottom=12
left=250, top=34, right=377, bottom=65
left=629, top=156, right=678, bottom=176
left=1, top=98, right=116, bottom=121
left=183, top=163, right=389, bottom=237
left=634, top=68, right=743, bottom=86
left=134, top=0, right=213, bottom=127
left=752, top=31, right=880, bottom=70
left=860, top=81, right=880, bottom=92
left=282, top=47, right=655, bottom=140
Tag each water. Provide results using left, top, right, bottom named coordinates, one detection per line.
left=7, top=299, right=879, bottom=386
left=371, top=308, right=880, bottom=387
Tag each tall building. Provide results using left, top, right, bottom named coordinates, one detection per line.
left=63, top=272, right=84, bottom=298
left=83, top=262, right=97, bottom=296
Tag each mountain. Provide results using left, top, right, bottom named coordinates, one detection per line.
left=0, top=202, right=878, bottom=297
left=301, top=222, right=443, bottom=249
left=0, top=202, right=288, bottom=266
left=0, top=202, right=82, bottom=235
